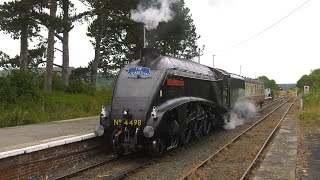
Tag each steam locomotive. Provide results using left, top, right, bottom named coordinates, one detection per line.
left=95, top=48, right=265, bottom=155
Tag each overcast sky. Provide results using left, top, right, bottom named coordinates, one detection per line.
left=0, top=0, right=318, bottom=84
left=184, top=0, right=319, bottom=84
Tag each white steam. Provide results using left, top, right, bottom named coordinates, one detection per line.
left=130, top=0, right=178, bottom=30
left=223, top=98, right=258, bottom=130
left=207, top=0, right=235, bottom=7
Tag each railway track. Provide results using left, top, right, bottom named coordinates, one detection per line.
left=57, top=151, right=156, bottom=180
left=109, top=97, right=290, bottom=180
left=54, top=155, right=118, bottom=180
left=56, top=97, right=293, bottom=180
left=179, top=97, right=296, bottom=180
left=240, top=98, right=296, bottom=179
left=261, top=96, right=285, bottom=110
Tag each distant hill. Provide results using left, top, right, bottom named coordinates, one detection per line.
left=277, top=84, right=297, bottom=90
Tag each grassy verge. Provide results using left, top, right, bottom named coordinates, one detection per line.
left=297, top=92, right=320, bottom=178
left=0, top=90, right=112, bottom=128
left=299, top=93, right=320, bottom=131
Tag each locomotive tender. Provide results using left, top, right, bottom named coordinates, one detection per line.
left=96, top=48, right=264, bottom=155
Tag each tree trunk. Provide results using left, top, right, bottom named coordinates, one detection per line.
left=62, top=0, right=70, bottom=87
left=91, top=14, right=105, bottom=88
left=44, top=0, right=57, bottom=92
left=62, top=31, right=69, bottom=87
left=91, top=35, right=101, bottom=88
left=20, top=23, right=28, bottom=69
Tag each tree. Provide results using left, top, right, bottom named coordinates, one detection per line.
left=83, top=0, right=138, bottom=86
left=0, top=51, right=19, bottom=70
left=44, top=0, right=57, bottom=92
left=87, top=0, right=201, bottom=80
left=54, top=0, right=91, bottom=87
left=55, top=0, right=73, bottom=87
left=0, top=0, right=44, bottom=69
left=87, top=0, right=107, bottom=87
left=0, top=44, right=46, bottom=70
left=69, top=67, right=90, bottom=82
left=258, top=76, right=277, bottom=89
left=258, top=75, right=278, bottom=97
left=297, top=74, right=309, bottom=91
left=38, top=0, right=90, bottom=90
left=146, top=0, right=201, bottom=59
left=297, top=69, right=320, bottom=92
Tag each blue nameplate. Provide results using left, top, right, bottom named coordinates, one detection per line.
left=128, top=67, right=151, bottom=78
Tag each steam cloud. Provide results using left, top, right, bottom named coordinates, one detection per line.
left=223, top=98, right=258, bottom=130
left=131, top=0, right=178, bottom=30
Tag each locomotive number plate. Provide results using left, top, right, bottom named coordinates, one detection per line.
left=113, top=119, right=142, bottom=126
left=128, top=67, right=151, bottom=78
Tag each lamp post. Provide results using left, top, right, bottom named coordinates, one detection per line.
left=240, top=66, right=242, bottom=76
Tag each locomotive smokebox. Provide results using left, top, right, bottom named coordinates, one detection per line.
left=140, top=48, right=160, bottom=67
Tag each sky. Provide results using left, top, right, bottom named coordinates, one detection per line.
left=184, top=0, right=319, bottom=84
left=0, top=0, right=319, bottom=84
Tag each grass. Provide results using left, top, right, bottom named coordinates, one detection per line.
left=0, top=90, right=112, bottom=128
left=297, top=92, right=320, bottom=178
left=299, top=92, right=320, bottom=131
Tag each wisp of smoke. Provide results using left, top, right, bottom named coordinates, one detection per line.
left=223, top=98, right=258, bottom=130
left=131, top=0, right=178, bottom=30
left=207, top=0, right=235, bottom=7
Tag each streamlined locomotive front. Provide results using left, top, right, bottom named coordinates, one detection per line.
left=109, top=64, right=167, bottom=154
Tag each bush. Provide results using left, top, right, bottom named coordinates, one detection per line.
left=0, top=69, right=114, bottom=128
left=52, top=72, right=65, bottom=91
left=66, top=80, right=95, bottom=95
left=0, top=76, right=17, bottom=104
left=8, top=69, right=40, bottom=100
left=300, top=92, right=320, bottom=129
left=0, top=69, right=40, bottom=104
left=36, top=72, right=65, bottom=91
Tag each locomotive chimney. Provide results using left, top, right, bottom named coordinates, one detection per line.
left=139, top=48, right=160, bottom=67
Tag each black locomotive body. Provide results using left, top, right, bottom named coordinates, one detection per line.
left=97, top=48, right=263, bottom=155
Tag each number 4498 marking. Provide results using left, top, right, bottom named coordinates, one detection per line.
left=113, top=119, right=142, bottom=126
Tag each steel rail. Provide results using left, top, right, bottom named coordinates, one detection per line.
left=261, top=96, right=285, bottom=110
left=179, top=98, right=290, bottom=180
left=239, top=98, right=297, bottom=180
left=107, top=158, right=155, bottom=180
left=262, top=96, right=284, bottom=106
left=54, top=153, right=131, bottom=180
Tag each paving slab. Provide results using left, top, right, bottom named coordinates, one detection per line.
left=254, top=115, right=298, bottom=180
left=305, top=132, right=320, bottom=179
left=0, top=116, right=99, bottom=153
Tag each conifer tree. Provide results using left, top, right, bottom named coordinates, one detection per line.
left=87, top=0, right=201, bottom=78
left=0, top=0, right=44, bottom=69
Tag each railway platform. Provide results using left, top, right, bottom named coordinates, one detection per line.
left=0, top=116, right=99, bottom=159
left=254, top=114, right=299, bottom=180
